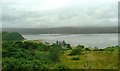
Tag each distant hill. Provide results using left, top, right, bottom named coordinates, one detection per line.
left=2, top=32, right=24, bottom=40
left=2, top=27, right=118, bottom=34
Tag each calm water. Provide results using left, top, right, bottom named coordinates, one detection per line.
left=22, top=33, right=118, bottom=48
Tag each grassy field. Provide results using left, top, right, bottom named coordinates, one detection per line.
left=60, top=50, right=118, bottom=69
left=2, top=39, right=119, bottom=70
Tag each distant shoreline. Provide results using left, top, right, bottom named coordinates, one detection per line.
left=2, top=27, right=118, bottom=34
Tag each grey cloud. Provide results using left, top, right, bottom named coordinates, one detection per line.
left=2, top=0, right=118, bottom=28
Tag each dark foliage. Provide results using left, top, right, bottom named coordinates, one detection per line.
left=48, top=47, right=61, bottom=62
left=85, top=48, right=91, bottom=51
left=69, top=47, right=83, bottom=56
left=76, top=45, right=84, bottom=49
left=71, top=57, right=79, bottom=60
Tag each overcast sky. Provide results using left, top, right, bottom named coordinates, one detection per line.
left=2, top=0, right=119, bottom=28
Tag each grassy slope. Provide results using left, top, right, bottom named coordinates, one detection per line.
left=60, top=50, right=118, bottom=69
left=19, top=40, right=119, bottom=69
left=2, top=40, right=119, bottom=69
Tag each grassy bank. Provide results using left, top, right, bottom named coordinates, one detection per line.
left=60, top=50, right=118, bottom=69
left=2, top=40, right=119, bottom=70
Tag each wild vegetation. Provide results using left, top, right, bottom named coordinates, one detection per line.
left=1, top=32, right=119, bottom=70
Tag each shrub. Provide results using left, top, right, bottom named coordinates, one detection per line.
left=66, top=44, right=72, bottom=49
left=76, top=45, right=84, bottom=49
left=85, top=48, right=91, bottom=51
left=71, top=57, right=79, bottom=60
left=2, top=41, right=14, bottom=48
left=104, top=47, right=114, bottom=51
left=22, top=41, right=37, bottom=49
left=99, top=49, right=104, bottom=51
left=2, top=57, right=51, bottom=70
left=2, top=40, right=54, bottom=70
left=38, top=43, right=51, bottom=51
left=13, top=41, right=23, bottom=47
left=2, top=57, right=25, bottom=70
left=14, top=41, right=42, bottom=50
left=48, top=48, right=61, bottom=62
left=69, top=48, right=82, bottom=56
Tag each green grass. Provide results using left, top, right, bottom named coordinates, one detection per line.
left=2, top=39, right=119, bottom=69
left=60, top=50, right=118, bottom=69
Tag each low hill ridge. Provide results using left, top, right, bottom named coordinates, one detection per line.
left=2, top=32, right=24, bottom=40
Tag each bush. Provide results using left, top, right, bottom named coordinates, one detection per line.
left=38, top=43, right=51, bottom=51
left=99, top=49, right=104, bottom=51
left=2, top=57, right=25, bottom=70
left=2, top=57, right=51, bottom=70
left=66, top=44, right=72, bottom=49
left=85, top=48, right=91, bottom=51
left=71, top=57, right=79, bottom=60
left=69, top=48, right=82, bottom=56
left=2, top=43, right=18, bottom=58
left=76, top=45, right=84, bottom=49
left=2, top=41, right=14, bottom=48
left=104, top=47, right=114, bottom=51
left=13, top=41, right=48, bottom=50
left=2, top=40, right=55, bottom=70
left=48, top=48, right=61, bottom=62
left=22, top=41, right=38, bottom=49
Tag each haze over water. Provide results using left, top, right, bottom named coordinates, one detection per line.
left=23, top=33, right=118, bottom=48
